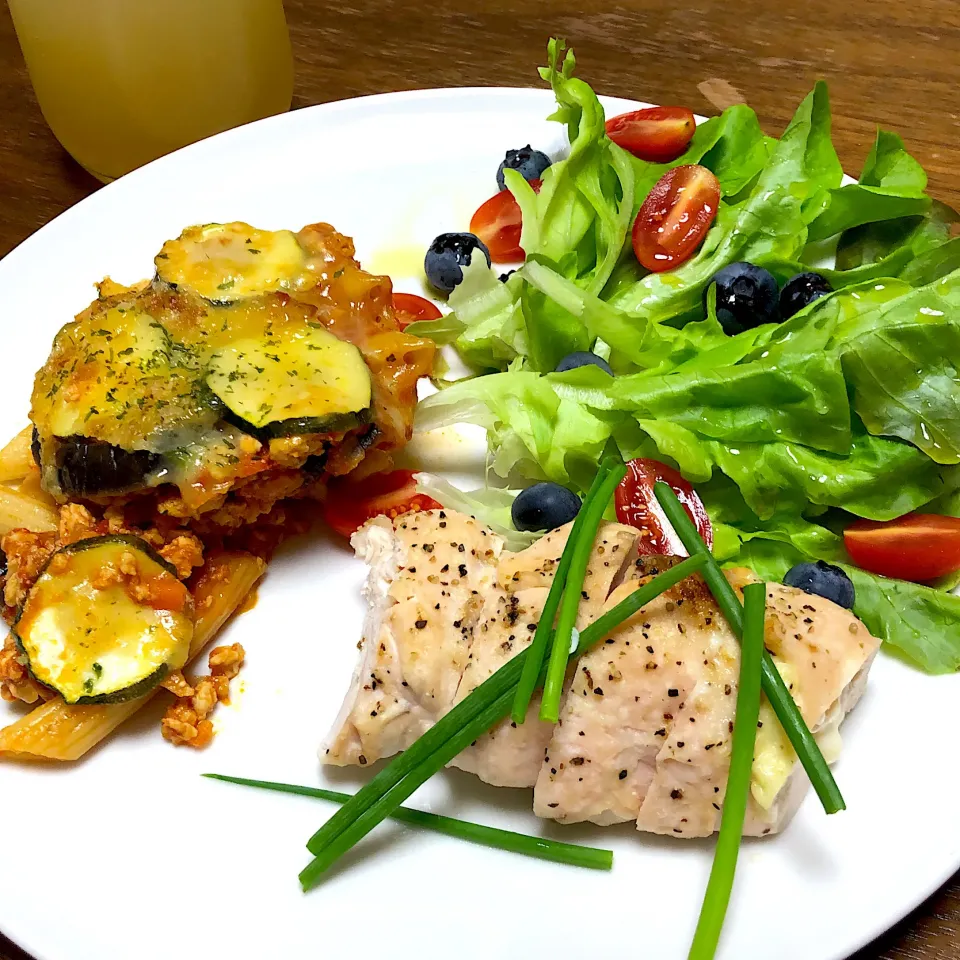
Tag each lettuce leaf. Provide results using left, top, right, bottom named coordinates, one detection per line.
left=608, top=349, right=851, bottom=454
left=807, top=130, right=931, bottom=242
left=607, top=82, right=842, bottom=324
left=628, top=103, right=771, bottom=206
left=511, top=38, right=635, bottom=297
left=707, top=427, right=958, bottom=520
left=413, top=473, right=538, bottom=550
left=761, top=268, right=960, bottom=464
left=406, top=257, right=527, bottom=372
left=415, top=369, right=620, bottom=491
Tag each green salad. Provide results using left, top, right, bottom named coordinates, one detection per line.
left=410, top=38, right=960, bottom=675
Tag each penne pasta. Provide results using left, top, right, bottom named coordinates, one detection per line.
left=17, top=469, right=59, bottom=510
left=0, top=427, right=36, bottom=484
left=0, top=551, right=266, bottom=761
left=0, top=485, right=58, bottom=535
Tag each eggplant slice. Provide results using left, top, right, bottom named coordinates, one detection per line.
left=53, top=436, right=162, bottom=497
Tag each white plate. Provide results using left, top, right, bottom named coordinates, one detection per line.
left=1, top=87, right=957, bottom=960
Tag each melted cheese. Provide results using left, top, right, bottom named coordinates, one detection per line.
left=206, top=326, right=371, bottom=429
left=15, top=540, right=192, bottom=703
left=155, top=222, right=318, bottom=302
left=751, top=659, right=799, bottom=810
left=29, top=221, right=435, bottom=503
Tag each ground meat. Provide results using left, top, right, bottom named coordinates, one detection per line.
left=57, top=502, right=107, bottom=546
left=160, top=642, right=246, bottom=748
left=0, top=635, right=50, bottom=704
left=268, top=433, right=328, bottom=469
left=158, top=533, right=204, bottom=580
left=159, top=669, right=194, bottom=699
left=2, top=529, right=57, bottom=614
left=209, top=642, right=244, bottom=681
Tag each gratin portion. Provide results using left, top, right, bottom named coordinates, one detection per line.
left=30, top=221, right=434, bottom=528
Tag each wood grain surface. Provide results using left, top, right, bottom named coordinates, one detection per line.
left=1, top=1, right=958, bottom=958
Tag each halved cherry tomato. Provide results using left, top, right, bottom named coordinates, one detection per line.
left=844, top=514, right=960, bottom=582
left=469, top=179, right=542, bottom=262
left=631, top=164, right=720, bottom=272
left=392, top=292, right=441, bottom=331
left=324, top=469, right=442, bottom=538
left=615, top=458, right=712, bottom=556
left=606, top=106, right=696, bottom=163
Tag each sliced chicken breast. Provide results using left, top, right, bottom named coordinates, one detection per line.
left=321, top=509, right=504, bottom=766
left=450, top=522, right=639, bottom=787
left=534, top=557, right=880, bottom=837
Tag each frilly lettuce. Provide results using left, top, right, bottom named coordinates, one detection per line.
left=409, top=40, right=960, bottom=674
left=413, top=473, right=538, bottom=551
left=607, top=82, right=842, bottom=324
left=807, top=129, right=931, bottom=242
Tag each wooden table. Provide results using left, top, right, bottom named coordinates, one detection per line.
left=0, top=1, right=958, bottom=957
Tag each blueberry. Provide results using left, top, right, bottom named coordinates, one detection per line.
left=780, top=272, right=833, bottom=320
left=708, top=262, right=780, bottom=335
left=783, top=560, right=855, bottom=610
left=512, top=482, right=582, bottom=532
left=555, top=351, right=614, bottom=376
left=497, top=145, right=552, bottom=191
left=424, top=233, right=491, bottom=294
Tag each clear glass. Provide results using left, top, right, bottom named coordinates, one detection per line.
left=7, top=0, right=294, bottom=182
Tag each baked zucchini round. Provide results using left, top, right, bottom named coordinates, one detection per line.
left=155, top=222, right=313, bottom=303
left=205, top=326, right=372, bottom=439
left=13, top=535, right=194, bottom=705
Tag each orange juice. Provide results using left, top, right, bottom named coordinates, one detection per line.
left=8, top=0, right=294, bottom=182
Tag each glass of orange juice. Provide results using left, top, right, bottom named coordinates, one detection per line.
left=7, top=0, right=294, bottom=182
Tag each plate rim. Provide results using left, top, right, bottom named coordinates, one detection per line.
left=0, top=82, right=951, bottom=960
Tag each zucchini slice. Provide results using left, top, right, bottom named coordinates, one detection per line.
left=13, top=535, right=194, bottom=705
left=155, top=222, right=313, bottom=302
left=205, top=326, right=372, bottom=438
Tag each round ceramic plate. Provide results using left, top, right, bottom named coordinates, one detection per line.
left=0, top=88, right=957, bottom=960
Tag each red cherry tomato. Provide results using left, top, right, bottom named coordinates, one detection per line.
left=469, top=179, right=542, bottom=262
left=844, top=514, right=960, bottom=582
left=392, top=292, right=441, bottom=330
left=631, top=164, right=720, bottom=272
left=615, top=458, right=713, bottom=556
left=324, top=469, right=442, bottom=539
left=606, top=106, right=697, bottom=162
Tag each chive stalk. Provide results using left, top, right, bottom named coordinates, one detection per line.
left=687, top=582, right=766, bottom=960
left=652, top=481, right=845, bottom=815
left=301, top=553, right=707, bottom=888
left=511, top=460, right=613, bottom=724
left=204, top=774, right=612, bottom=871
left=539, top=459, right=627, bottom=722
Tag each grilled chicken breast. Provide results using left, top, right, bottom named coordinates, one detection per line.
left=322, top=510, right=504, bottom=766
left=449, top=522, right=639, bottom=787
left=325, top=512, right=880, bottom=839
left=533, top=557, right=880, bottom=837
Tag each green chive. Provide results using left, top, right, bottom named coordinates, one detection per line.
left=652, top=481, right=845, bottom=815
left=687, top=582, right=766, bottom=960
left=301, top=554, right=707, bottom=889
left=540, top=458, right=626, bottom=722
left=204, top=774, right=612, bottom=871
left=512, top=460, right=612, bottom=724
